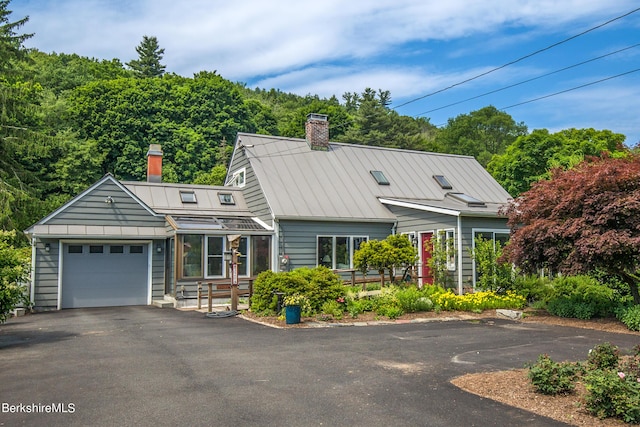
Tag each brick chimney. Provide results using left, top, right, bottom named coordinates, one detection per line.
left=146, top=144, right=163, bottom=183
left=305, top=113, right=329, bottom=151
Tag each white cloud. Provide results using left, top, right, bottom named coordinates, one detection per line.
left=11, top=0, right=640, bottom=142
left=17, top=0, right=632, bottom=77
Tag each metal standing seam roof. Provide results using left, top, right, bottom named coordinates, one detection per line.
left=235, top=133, right=512, bottom=220
left=24, top=175, right=269, bottom=238
left=122, top=181, right=253, bottom=217
left=124, top=181, right=270, bottom=233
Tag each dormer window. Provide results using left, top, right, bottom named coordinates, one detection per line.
left=218, top=192, right=235, bottom=205
left=230, top=168, right=246, bottom=188
left=180, top=191, right=197, bottom=204
left=370, top=170, right=390, bottom=185
left=433, top=175, right=452, bottom=189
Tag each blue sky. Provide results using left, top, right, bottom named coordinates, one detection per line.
left=11, top=0, right=640, bottom=145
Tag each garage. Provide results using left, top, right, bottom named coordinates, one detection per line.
left=61, top=242, right=149, bottom=308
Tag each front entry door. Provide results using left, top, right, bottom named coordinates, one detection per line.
left=421, top=232, right=434, bottom=285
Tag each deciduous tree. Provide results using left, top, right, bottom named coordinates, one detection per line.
left=435, top=106, right=527, bottom=166
left=503, top=155, right=640, bottom=304
left=354, top=234, right=416, bottom=284
left=488, top=128, right=627, bottom=196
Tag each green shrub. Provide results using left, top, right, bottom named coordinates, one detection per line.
left=365, top=283, right=381, bottom=291
left=587, top=342, right=620, bottom=371
left=372, top=287, right=403, bottom=318
left=290, top=267, right=345, bottom=311
left=251, top=267, right=345, bottom=315
left=528, top=343, right=640, bottom=424
left=546, top=297, right=575, bottom=318
left=512, top=275, right=553, bottom=303
left=616, top=305, right=640, bottom=331
left=346, top=297, right=374, bottom=318
left=0, top=231, right=31, bottom=323
left=528, top=354, right=581, bottom=395
left=320, top=299, right=344, bottom=320
left=376, top=305, right=403, bottom=319
left=584, top=369, right=640, bottom=423
left=395, top=286, right=434, bottom=313
left=545, top=275, right=617, bottom=319
left=619, top=356, right=640, bottom=380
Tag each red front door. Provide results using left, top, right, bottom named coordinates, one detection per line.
left=421, top=232, right=434, bottom=285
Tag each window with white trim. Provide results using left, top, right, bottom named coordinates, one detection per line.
left=437, top=229, right=456, bottom=271
left=218, top=192, right=235, bottom=205
left=205, top=236, right=249, bottom=278
left=230, top=168, right=246, bottom=188
left=317, top=236, right=368, bottom=269
left=178, top=234, right=271, bottom=280
left=472, top=229, right=510, bottom=284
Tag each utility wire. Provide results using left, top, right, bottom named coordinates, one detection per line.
left=432, top=68, right=640, bottom=127
left=500, top=68, right=640, bottom=110
left=416, top=43, right=640, bottom=116
left=392, top=6, right=640, bottom=111
left=237, top=68, right=640, bottom=158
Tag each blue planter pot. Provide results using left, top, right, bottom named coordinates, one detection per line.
left=285, top=305, right=301, bottom=324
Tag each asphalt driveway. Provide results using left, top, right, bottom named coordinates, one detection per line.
left=1, top=307, right=638, bottom=427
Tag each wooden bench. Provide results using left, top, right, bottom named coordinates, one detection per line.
left=196, top=280, right=254, bottom=312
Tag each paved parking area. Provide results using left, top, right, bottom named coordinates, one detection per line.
left=1, top=306, right=638, bottom=426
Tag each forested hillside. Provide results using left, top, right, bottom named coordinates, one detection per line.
left=0, top=1, right=632, bottom=243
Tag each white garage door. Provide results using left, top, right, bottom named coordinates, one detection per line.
left=61, top=243, right=149, bottom=308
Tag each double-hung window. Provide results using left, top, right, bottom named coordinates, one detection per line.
left=205, top=236, right=248, bottom=277
left=439, top=229, right=456, bottom=271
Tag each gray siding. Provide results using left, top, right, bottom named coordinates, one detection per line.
left=151, top=239, right=166, bottom=299
left=229, top=149, right=273, bottom=226
left=278, top=220, right=393, bottom=270
left=391, top=206, right=457, bottom=234
left=33, top=238, right=168, bottom=310
left=389, top=205, right=459, bottom=288
left=460, top=216, right=510, bottom=289
left=46, top=180, right=164, bottom=227
left=33, top=239, right=59, bottom=310
left=389, top=205, right=509, bottom=291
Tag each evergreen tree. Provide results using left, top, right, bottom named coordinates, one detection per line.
left=126, top=35, right=166, bottom=78
left=0, top=0, right=48, bottom=233
left=0, top=0, right=32, bottom=76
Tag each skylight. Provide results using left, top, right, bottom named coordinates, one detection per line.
left=370, top=170, right=390, bottom=185
left=218, top=192, right=235, bottom=205
left=447, top=192, right=486, bottom=207
left=433, top=175, right=452, bottom=189
left=179, top=191, right=197, bottom=204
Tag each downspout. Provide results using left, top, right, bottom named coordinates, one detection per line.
left=57, top=240, right=63, bottom=310
left=30, top=237, right=36, bottom=306
left=457, top=216, right=463, bottom=295
left=274, top=218, right=280, bottom=272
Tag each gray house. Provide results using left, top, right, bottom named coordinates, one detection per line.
left=226, top=114, right=512, bottom=292
left=25, top=146, right=273, bottom=310
left=26, top=115, right=512, bottom=310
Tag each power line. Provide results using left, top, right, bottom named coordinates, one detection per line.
left=499, top=68, right=640, bottom=110
left=392, top=6, right=640, bottom=111
left=416, top=43, right=640, bottom=116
